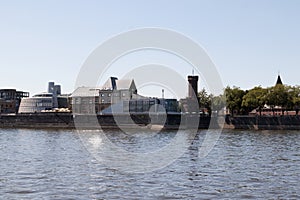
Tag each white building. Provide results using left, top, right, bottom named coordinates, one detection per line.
left=18, top=93, right=54, bottom=113
left=18, top=82, right=69, bottom=113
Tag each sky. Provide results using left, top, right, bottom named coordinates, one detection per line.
left=0, top=0, right=300, bottom=98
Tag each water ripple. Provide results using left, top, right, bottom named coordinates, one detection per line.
left=0, top=129, right=299, bottom=199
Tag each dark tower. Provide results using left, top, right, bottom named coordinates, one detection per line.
left=110, top=77, right=118, bottom=90
left=188, top=75, right=199, bottom=99
left=276, top=75, right=283, bottom=85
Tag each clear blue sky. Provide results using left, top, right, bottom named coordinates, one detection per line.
left=1, top=0, right=300, bottom=97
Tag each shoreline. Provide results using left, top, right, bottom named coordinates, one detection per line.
left=1, top=113, right=300, bottom=130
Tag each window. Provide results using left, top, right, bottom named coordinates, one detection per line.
left=75, top=98, right=81, bottom=104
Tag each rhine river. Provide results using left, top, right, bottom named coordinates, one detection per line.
left=0, top=128, right=299, bottom=199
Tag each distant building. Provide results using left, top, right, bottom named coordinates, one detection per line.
left=120, top=98, right=179, bottom=114
left=71, top=87, right=101, bottom=114
left=18, top=82, right=70, bottom=113
left=249, top=105, right=298, bottom=116
left=71, top=77, right=179, bottom=114
left=18, top=93, right=54, bottom=113
left=180, top=75, right=200, bottom=113
left=0, top=89, right=29, bottom=113
left=71, top=77, right=138, bottom=114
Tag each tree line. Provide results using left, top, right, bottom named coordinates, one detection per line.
left=198, top=84, right=300, bottom=116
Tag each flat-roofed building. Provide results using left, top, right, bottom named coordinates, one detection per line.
left=0, top=89, right=29, bottom=113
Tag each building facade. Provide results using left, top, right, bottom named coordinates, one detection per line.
left=18, top=82, right=70, bottom=113
left=18, top=93, right=54, bottom=113
left=71, top=77, right=138, bottom=114
left=71, top=77, right=181, bottom=115
left=0, top=89, right=29, bottom=113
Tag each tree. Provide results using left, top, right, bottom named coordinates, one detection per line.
left=242, top=86, right=267, bottom=115
left=198, top=88, right=211, bottom=109
left=265, top=84, right=292, bottom=115
left=225, top=86, right=246, bottom=116
left=211, top=94, right=226, bottom=115
left=293, top=97, right=300, bottom=115
left=290, top=86, right=300, bottom=115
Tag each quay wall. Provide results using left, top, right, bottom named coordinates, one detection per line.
left=0, top=113, right=74, bottom=129
left=3, top=113, right=299, bottom=130
left=226, top=115, right=300, bottom=130
left=0, top=113, right=215, bottom=130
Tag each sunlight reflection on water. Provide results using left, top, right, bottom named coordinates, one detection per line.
left=0, top=129, right=299, bottom=199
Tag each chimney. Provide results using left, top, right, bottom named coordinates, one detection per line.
left=110, top=77, right=118, bottom=90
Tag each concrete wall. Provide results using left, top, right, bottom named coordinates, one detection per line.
left=0, top=113, right=216, bottom=130
left=226, top=115, right=300, bottom=130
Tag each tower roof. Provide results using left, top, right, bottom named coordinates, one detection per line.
left=276, top=75, right=283, bottom=85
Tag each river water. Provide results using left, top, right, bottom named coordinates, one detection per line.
left=0, top=128, right=299, bottom=199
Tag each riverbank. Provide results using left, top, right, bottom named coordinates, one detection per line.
left=0, top=113, right=215, bottom=130
left=1, top=113, right=300, bottom=130
left=225, top=115, right=300, bottom=130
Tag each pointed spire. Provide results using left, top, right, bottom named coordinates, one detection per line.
left=276, top=74, right=283, bottom=85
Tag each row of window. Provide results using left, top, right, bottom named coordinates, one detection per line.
left=0, top=92, right=29, bottom=99
left=100, top=92, right=127, bottom=97
left=100, top=93, right=111, bottom=97
left=72, top=98, right=115, bottom=104
left=0, top=104, right=13, bottom=108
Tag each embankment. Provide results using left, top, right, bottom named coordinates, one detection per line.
left=3, top=113, right=298, bottom=130
left=226, top=115, right=300, bottom=130
left=0, top=113, right=218, bottom=130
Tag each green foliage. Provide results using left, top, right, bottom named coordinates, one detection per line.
left=265, top=84, right=289, bottom=108
left=287, top=86, right=300, bottom=107
left=211, top=94, right=226, bottom=113
left=198, top=88, right=211, bottom=109
left=196, top=85, right=300, bottom=116
left=225, top=86, right=246, bottom=115
left=242, top=86, right=267, bottom=114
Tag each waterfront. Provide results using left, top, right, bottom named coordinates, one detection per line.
left=0, top=129, right=299, bottom=199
